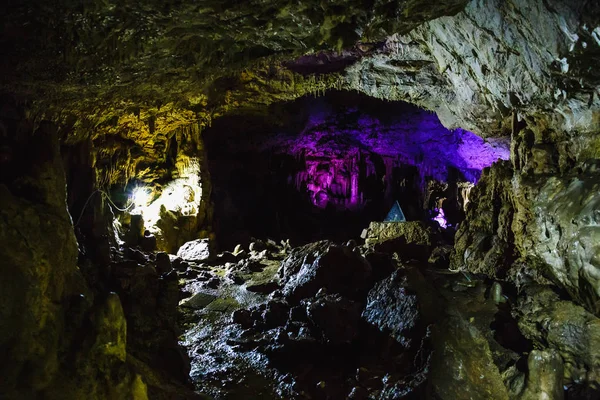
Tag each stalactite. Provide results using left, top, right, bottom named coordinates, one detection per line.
left=459, top=182, right=475, bottom=211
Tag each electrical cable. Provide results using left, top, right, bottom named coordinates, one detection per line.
left=102, top=190, right=135, bottom=213
left=74, top=189, right=101, bottom=227
left=74, top=189, right=135, bottom=227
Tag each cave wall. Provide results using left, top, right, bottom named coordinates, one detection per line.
left=0, top=109, right=151, bottom=398
left=452, top=124, right=600, bottom=315
left=73, top=111, right=215, bottom=254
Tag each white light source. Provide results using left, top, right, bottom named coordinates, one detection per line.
left=132, top=187, right=151, bottom=208
left=129, top=159, right=202, bottom=233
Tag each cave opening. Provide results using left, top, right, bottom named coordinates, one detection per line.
left=204, top=90, right=509, bottom=249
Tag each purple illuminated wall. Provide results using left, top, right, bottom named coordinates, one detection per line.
left=205, top=93, right=510, bottom=245
left=268, top=101, right=509, bottom=213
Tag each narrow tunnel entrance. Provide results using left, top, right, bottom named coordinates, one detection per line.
left=204, top=91, right=509, bottom=249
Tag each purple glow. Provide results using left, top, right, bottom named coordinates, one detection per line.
left=267, top=100, right=510, bottom=211
left=433, top=208, right=448, bottom=229
left=277, top=113, right=509, bottom=183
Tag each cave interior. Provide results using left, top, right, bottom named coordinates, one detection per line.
left=1, top=1, right=600, bottom=400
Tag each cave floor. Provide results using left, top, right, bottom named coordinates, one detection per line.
left=179, top=256, right=288, bottom=399
left=175, top=240, right=525, bottom=400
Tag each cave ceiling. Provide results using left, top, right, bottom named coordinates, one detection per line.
left=1, top=0, right=600, bottom=145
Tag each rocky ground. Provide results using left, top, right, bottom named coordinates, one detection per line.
left=143, top=221, right=600, bottom=400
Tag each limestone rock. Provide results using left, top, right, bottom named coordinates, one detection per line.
left=429, top=313, right=510, bottom=400
left=91, top=293, right=128, bottom=362
left=451, top=161, right=516, bottom=279
left=361, top=271, right=420, bottom=348
left=0, top=125, right=80, bottom=396
left=362, top=221, right=433, bottom=245
left=177, top=238, right=212, bottom=262
left=519, top=350, right=564, bottom=400
left=453, top=159, right=600, bottom=313
left=525, top=172, right=600, bottom=312
left=281, top=243, right=372, bottom=303
left=180, top=292, right=217, bottom=310
left=346, top=0, right=600, bottom=137
left=155, top=252, right=173, bottom=276
left=305, top=294, right=362, bottom=345
left=278, top=240, right=332, bottom=282
left=362, top=221, right=438, bottom=260
left=515, top=286, right=600, bottom=386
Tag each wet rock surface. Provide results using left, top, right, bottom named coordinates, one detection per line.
left=280, top=242, right=373, bottom=302
left=175, top=229, right=600, bottom=399
left=362, top=271, right=421, bottom=348
left=178, top=238, right=426, bottom=398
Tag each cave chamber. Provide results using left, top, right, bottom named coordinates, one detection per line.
left=1, top=0, right=600, bottom=399
left=205, top=91, right=509, bottom=248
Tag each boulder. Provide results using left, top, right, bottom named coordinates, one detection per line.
left=305, top=294, right=361, bottom=345
left=361, top=271, right=421, bottom=348
left=155, top=252, right=173, bottom=275
left=428, top=313, right=510, bottom=400
left=262, top=300, right=290, bottom=328
left=363, top=251, right=396, bottom=282
left=180, top=292, right=217, bottom=310
left=246, top=281, right=280, bottom=294
left=278, top=240, right=331, bottom=282
left=281, top=243, right=372, bottom=303
left=249, top=239, right=267, bottom=253
left=176, top=239, right=212, bottom=262
left=231, top=309, right=253, bottom=329
left=361, top=221, right=438, bottom=260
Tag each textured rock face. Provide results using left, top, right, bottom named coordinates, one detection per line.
left=280, top=242, right=372, bottom=302
left=362, top=271, right=421, bottom=348
left=0, top=123, right=80, bottom=395
left=306, top=293, right=362, bottom=345
left=346, top=0, right=600, bottom=136
left=0, top=120, right=150, bottom=399
left=451, top=162, right=517, bottom=279
left=520, top=350, right=564, bottom=400
left=429, top=314, right=511, bottom=400
left=452, top=153, right=600, bottom=313
left=515, top=286, right=600, bottom=388
left=527, top=170, right=600, bottom=312
left=1, top=0, right=468, bottom=97
left=362, top=221, right=435, bottom=245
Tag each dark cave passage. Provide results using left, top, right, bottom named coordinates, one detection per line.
left=205, top=91, right=509, bottom=249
